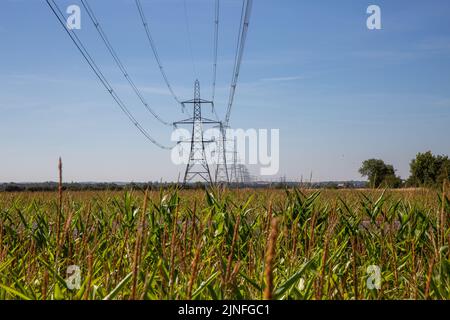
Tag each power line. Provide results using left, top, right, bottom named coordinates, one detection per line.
left=80, top=0, right=171, bottom=126
left=183, top=0, right=197, bottom=79
left=211, top=0, right=220, bottom=121
left=224, top=0, right=253, bottom=127
left=135, top=0, right=184, bottom=112
left=46, top=0, right=175, bottom=150
left=211, top=0, right=219, bottom=102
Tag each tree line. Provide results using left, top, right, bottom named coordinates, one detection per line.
left=359, top=151, right=450, bottom=188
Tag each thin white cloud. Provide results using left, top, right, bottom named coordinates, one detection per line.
left=418, top=37, right=450, bottom=54
left=6, top=74, right=61, bottom=84
left=434, top=98, right=450, bottom=107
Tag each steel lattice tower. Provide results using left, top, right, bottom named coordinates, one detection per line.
left=228, top=139, right=239, bottom=183
left=226, top=138, right=251, bottom=184
left=174, top=80, right=221, bottom=184
left=214, top=123, right=229, bottom=183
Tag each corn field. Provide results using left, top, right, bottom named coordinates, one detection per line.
left=0, top=187, right=449, bottom=300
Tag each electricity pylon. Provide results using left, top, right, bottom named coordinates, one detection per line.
left=174, top=80, right=221, bottom=184
left=228, top=139, right=239, bottom=183
left=214, top=123, right=229, bottom=183
left=227, top=138, right=252, bottom=184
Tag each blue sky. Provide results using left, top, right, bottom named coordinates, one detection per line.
left=1, top=0, right=450, bottom=182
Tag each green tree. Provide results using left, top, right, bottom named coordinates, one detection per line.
left=408, top=151, right=450, bottom=187
left=359, top=159, right=402, bottom=188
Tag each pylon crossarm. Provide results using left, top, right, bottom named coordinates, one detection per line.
left=200, top=119, right=221, bottom=124
left=182, top=99, right=214, bottom=104
left=173, top=118, right=195, bottom=125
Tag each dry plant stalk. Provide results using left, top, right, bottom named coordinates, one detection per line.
left=61, top=209, right=74, bottom=252
left=389, top=232, right=399, bottom=288
left=189, top=201, right=197, bottom=255
left=411, top=240, right=417, bottom=299
left=265, top=202, right=273, bottom=235
left=56, top=157, right=63, bottom=246
left=161, top=224, right=167, bottom=259
left=169, top=203, right=180, bottom=297
left=187, top=217, right=204, bottom=300
left=83, top=252, right=93, bottom=300
left=248, top=242, right=254, bottom=277
left=316, top=211, right=338, bottom=300
left=80, top=204, right=92, bottom=258
left=187, top=241, right=202, bottom=300
left=351, top=236, right=358, bottom=300
left=53, top=157, right=64, bottom=293
left=424, top=256, right=435, bottom=300
left=0, top=221, right=3, bottom=253
left=0, top=245, right=8, bottom=263
left=130, top=189, right=149, bottom=300
left=42, top=270, right=49, bottom=300
left=291, top=219, right=298, bottom=258
left=104, top=260, right=110, bottom=292
left=307, top=210, right=318, bottom=258
left=139, top=273, right=150, bottom=300
left=229, top=260, right=241, bottom=289
left=440, top=179, right=447, bottom=247
left=225, top=215, right=241, bottom=285
left=263, top=217, right=279, bottom=300
left=181, top=219, right=188, bottom=272
left=116, top=229, right=129, bottom=283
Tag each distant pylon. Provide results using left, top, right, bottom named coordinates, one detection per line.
left=241, top=165, right=251, bottom=183
left=228, top=139, right=239, bottom=183
left=214, top=123, right=229, bottom=183
left=174, top=80, right=221, bottom=184
left=227, top=137, right=252, bottom=184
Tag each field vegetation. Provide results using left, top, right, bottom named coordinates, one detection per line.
left=0, top=186, right=449, bottom=300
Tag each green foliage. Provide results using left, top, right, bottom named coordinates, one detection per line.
left=408, top=151, right=450, bottom=187
left=0, top=188, right=449, bottom=300
left=359, top=159, right=402, bottom=188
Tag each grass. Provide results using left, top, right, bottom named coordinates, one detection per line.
left=0, top=186, right=449, bottom=300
